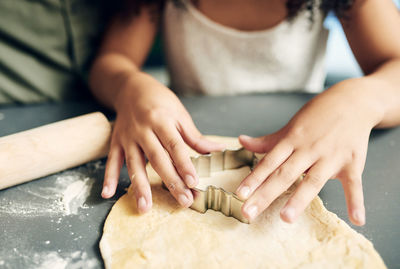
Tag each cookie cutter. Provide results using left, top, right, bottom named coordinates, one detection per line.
left=189, top=148, right=259, bottom=224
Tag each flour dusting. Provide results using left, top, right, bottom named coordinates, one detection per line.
left=0, top=161, right=109, bottom=268
left=62, top=177, right=94, bottom=215
left=1, top=250, right=100, bottom=269
left=0, top=161, right=102, bottom=217
left=36, top=251, right=99, bottom=269
left=35, top=252, right=68, bottom=269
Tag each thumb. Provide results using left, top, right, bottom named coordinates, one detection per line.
left=239, top=134, right=275, bottom=153
left=180, top=119, right=225, bottom=154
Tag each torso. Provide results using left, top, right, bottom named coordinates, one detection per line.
left=163, top=0, right=329, bottom=95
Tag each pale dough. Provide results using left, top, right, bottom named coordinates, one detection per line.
left=100, top=136, right=386, bottom=269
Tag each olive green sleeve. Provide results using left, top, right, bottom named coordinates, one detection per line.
left=0, top=0, right=107, bottom=104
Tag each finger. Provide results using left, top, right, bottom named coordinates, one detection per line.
left=178, top=118, right=225, bottom=154
left=341, top=168, right=365, bottom=226
left=154, top=123, right=198, bottom=188
left=239, top=134, right=277, bottom=153
left=280, top=159, right=334, bottom=223
left=236, top=142, right=294, bottom=200
left=125, top=143, right=152, bottom=214
left=139, top=131, right=193, bottom=207
left=242, top=150, right=313, bottom=222
left=102, top=142, right=124, bottom=199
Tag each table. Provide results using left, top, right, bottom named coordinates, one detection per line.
left=0, top=94, right=399, bottom=268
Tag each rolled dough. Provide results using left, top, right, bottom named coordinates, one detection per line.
left=100, top=136, right=386, bottom=269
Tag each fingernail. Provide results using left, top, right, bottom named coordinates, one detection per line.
left=102, top=186, right=109, bottom=197
left=137, top=197, right=147, bottom=212
left=246, top=205, right=258, bottom=220
left=353, top=210, right=365, bottom=225
left=178, top=194, right=190, bottom=207
left=281, top=207, right=295, bottom=222
left=238, top=186, right=250, bottom=199
left=185, top=175, right=197, bottom=188
left=240, top=135, right=252, bottom=140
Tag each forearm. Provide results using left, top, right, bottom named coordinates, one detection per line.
left=325, top=58, right=400, bottom=129
left=89, top=53, right=141, bottom=111
left=89, top=6, right=158, bottom=110
left=365, top=58, right=400, bottom=128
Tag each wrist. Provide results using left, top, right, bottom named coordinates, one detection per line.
left=325, top=78, right=385, bottom=128
left=112, top=71, right=150, bottom=112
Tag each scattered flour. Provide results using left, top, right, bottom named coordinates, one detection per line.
left=36, top=251, right=100, bottom=269
left=0, top=161, right=102, bottom=217
left=35, top=252, right=68, bottom=269
left=62, top=177, right=94, bottom=215
left=1, top=250, right=100, bottom=269
left=0, top=161, right=106, bottom=268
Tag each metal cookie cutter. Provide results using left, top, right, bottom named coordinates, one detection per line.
left=190, top=148, right=259, bottom=224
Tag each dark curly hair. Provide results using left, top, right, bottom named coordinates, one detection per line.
left=287, top=0, right=355, bottom=21
left=114, top=0, right=355, bottom=20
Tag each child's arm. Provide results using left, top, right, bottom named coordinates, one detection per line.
left=236, top=0, right=400, bottom=225
left=89, top=7, right=224, bottom=213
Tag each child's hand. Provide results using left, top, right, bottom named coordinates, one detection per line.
left=101, top=72, right=225, bottom=213
left=236, top=83, right=383, bottom=226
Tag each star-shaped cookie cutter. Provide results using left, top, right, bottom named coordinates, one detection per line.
left=190, top=148, right=259, bottom=224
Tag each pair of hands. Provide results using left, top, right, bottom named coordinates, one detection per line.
left=102, top=73, right=378, bottom=226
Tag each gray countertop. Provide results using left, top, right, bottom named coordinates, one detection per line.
left=0, top=94, right=399, bottom=268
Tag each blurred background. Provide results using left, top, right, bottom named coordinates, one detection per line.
left=0, top=0, right=399, bottom=104
left=323, top=0, right=400, bottom=87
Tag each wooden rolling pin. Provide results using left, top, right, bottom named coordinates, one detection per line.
left=0, top=112, right=112, bottom=190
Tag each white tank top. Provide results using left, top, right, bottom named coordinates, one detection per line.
left=162, top=0, right=329, bottom=95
